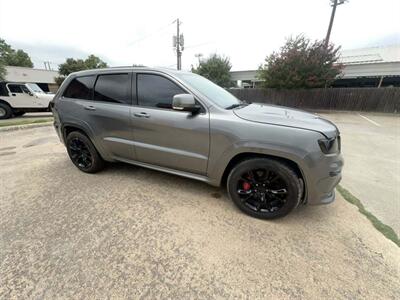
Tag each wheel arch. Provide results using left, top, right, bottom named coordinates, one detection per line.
left=62, top=123, right=111, bottom=161
left=62, top=124, right=90, bottom=142
left=0, top=98, right=12, bottom=107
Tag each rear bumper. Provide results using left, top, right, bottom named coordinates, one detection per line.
left=53, top=121, right=64, bottom=144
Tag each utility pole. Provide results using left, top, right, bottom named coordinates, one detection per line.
left=173, top=18, right=184, bottom=70
left=195, top=53, right=203, bottom=66
left=325, top=0, right=347, bottom=47
left=43, top=61, right=52, bottom=70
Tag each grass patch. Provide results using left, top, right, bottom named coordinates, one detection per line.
left=337, top=185, right=399, bottom=247
left=0, top=118, right=53, bottom=128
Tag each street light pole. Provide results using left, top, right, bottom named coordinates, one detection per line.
left=325, top=0, right=347, bottom=47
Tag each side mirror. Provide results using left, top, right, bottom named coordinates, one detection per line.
left=172, top=94, right=200, bottom=113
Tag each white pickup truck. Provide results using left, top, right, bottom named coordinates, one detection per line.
left=0, top=82, right=54, bottom=119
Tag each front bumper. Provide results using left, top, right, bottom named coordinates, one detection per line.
left=303, top=152, right=344, bottom=205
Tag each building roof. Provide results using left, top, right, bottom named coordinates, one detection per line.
left=339, top=45, right=400, bottom=65
left=230, top=45, right=400, bottom=81
left=5, top=66, right=59, bottom=84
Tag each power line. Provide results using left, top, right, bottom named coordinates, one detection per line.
left=127, top=21, right=175, bottom=47
left=185, top=41, right=215, bottom=50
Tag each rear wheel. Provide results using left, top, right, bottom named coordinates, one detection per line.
left=227, top=158, right=302, bottom=219
left=0, top=103, right=12, bottom=119
left=66, top=131, right=105, bottom=173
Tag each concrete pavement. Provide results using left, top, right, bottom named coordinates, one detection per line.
left=318, top=112, right=400, bottom=235
left=1, top=126, right=399, bottom=299
left=0, top=112, right=53, bottom=126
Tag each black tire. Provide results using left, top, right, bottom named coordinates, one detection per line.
left=13, top=111, right=26, bottom=117
left=0, top=103, right=12, bottom=119
left=227, top=158, right=302, bottom=219
left=66, top=131, right=105, bottom=173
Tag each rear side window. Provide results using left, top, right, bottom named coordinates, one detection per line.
left=94, top=73, right=130, bottom=104
left=63, top=76, right=95, bottom=100
left=137, top=74, right=186, bottom=109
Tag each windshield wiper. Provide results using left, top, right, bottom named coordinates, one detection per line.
left=225, top=102, right=249, bottom=110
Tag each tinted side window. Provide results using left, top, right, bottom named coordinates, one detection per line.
left=8, top=84, right=23, bottom=93
left=63, top=76, right=95, bottom=100
left=94, top=73, right=130, bottom=104
left=137, top=74, right=185, bottom=109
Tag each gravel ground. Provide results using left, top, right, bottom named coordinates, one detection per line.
left=0, top=126, right=399, bottom=299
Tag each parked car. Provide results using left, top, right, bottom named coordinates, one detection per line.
left=52, top=67, right=343, bottom=219
left=0, top=81, right=54, bottom=119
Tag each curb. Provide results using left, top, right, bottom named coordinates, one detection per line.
left=0, top=122, right=53, bottom=132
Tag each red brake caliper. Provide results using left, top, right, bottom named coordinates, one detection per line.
left=242, top=181, right=251, bottom=191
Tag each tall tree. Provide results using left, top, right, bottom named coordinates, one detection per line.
left=192, top=53, right=233, bottom=88
left=0, top=63, right=6, bottom=81
left=258, top=35, right=342, bottom=89
left=0, top=38, right=34, bottom=68
left=55, top=55, right=108, bottom=85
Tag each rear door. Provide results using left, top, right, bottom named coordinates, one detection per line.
left=131, top=72, right=210, bottom=175
left=61, top=73, right=134, bottom=160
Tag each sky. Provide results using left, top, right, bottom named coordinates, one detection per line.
left=0, top=0, right=399, bottom=71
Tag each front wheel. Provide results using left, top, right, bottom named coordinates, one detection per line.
left=227, top=158, right=302, bottom=219
left=66, top=131, right=105, bottom=173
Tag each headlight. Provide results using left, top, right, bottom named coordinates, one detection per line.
left=318, top=136, right=340, bottom=154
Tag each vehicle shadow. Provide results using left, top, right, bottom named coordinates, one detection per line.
left=96, top=161, right=333, bottom=224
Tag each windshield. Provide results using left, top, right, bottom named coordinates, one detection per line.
left=176, top=73, right=241, bottom=109
left=26, top=83, right=44, bottom=93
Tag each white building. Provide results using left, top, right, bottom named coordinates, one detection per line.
left=230, top=45, right=400, bottom=88
left=4, top=66, right=59, bottom=93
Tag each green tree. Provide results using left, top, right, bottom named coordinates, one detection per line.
left=84, top=54, right=108, bottom=69
left=55, top=55, right=108, bottom=85
left=192, top=53, right=234, bottom=88
left=258, top=35, right=342, bottom=89
left=0, top=63, right=6, bottom=81
left=0, top=38, right=33, bottom=68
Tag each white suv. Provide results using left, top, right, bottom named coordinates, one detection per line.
left=0, top=82, right=54, bottom=119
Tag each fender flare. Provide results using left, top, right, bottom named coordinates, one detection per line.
left=61, top=121, right=112, bottom=161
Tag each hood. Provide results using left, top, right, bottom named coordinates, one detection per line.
left=233, top=103, right=338, bottom=138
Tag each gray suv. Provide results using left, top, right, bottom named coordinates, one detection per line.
left=52, top=67, right=343, bottom=219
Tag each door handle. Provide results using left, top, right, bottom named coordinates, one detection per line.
left=84, top=105, right=96, bottom=111
left=134, top=112, right=150, bottom=118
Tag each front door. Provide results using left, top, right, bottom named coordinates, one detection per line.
left=6, top=84, right=35, bottom=108
left=131, top=73, right=209, bottom=175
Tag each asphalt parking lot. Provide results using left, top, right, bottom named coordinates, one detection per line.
left=318, top=111, right=400, bottom=235
left=0, top=123, right=399, bottom=299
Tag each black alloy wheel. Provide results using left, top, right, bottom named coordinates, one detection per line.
left=66, top=131, right=105, bottom=173
left=227, top=158, right=302, bottom=219
left=69, top=137, right=93, bottom=169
